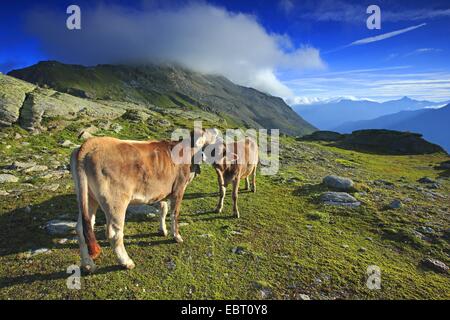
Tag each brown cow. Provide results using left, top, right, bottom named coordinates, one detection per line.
left=70, top=131, right=207, bottom=272
left=205, top=137, right=258, bottom=217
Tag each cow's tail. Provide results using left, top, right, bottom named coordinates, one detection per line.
left=71, top=148, right=101, bottom=261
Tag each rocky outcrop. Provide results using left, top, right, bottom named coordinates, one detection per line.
left=0, top=74, right=123, bottom=131
left=0, top=74, right=35, bottom=127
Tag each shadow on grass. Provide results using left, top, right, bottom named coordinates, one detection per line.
left=0, top=265, right=126, bottom=289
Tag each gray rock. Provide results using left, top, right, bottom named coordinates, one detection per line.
left=298, top=294, right=311, bottom=300
left=320, top=192, right=361, bottom=207
left=322, top=175, right=354, bottom=191
left=232, top=247, right=246, bottom=255
left=78, top=131, right=93, bottom=140
left=388, top=199, right=402, bottom=209
left=111, top=123, right=123, bottom=133
left=418, top=177, right=435, bottom=184
left=126, top=204, right=159, bottom=218
left=44, top=220, right=77, bottom=235
left=23, top=165, right=48, bottom=173
left=0, top=174, right=19, bottom=183
left=418, top=226, right=434, bottom=234
left=61, top=140, right=76, bottom=148
left=9, top=161, right=37, bottom=170
left=422, top=258, right=448, bottom=273
left=25, top=248, right=50, bottom=258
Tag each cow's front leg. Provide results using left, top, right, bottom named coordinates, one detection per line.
left=170, top=194, right=184, bottom=243
left=158, top=201, right=169, bottom=237
left=232, top=178, right=240, bottom=218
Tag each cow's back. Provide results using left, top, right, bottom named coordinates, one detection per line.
left=78, top=137, right=180, bottom=204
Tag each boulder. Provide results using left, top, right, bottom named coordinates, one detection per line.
left=322, top=175, right=354, bottom=191
left=320, top=192, right=361, bottom=207
left=0, top=174, right=19, bottom=183
left=418, top=177, right=435, bottom=184
left=421, top=258, right=448, bottom=273
left=388, top=199, right=402, bottom=209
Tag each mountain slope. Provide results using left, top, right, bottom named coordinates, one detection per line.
left=8, top=61, right=316, bottom=136
left=335, top=105, right=450, bottom=152
left=292, top=97, right=447, bottom=130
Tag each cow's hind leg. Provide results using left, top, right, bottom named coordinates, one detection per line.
left=251, top=166, right=257, bottom=193
left=158, top=201, right=169, bottom=236
left=244, top=177, right=250, bottom=191
left=86, top=194, right=100, bottom=260
left=104, top=201, right=135, bottom=270
left=232, top=177, right=240, bottom=218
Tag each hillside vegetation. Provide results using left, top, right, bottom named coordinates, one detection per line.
left=0, top=114, right=448, bottom=299
left=0, top=66, right=448, bottom=300
left=8, top=61, right=315, bottom=136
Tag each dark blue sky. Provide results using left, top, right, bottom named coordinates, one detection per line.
left=1, top=0, right=450, bottom=102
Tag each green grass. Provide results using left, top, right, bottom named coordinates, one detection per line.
left=0, top=121, right=449, bottom=300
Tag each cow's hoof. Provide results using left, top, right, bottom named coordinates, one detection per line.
left=158, top=228, right=168, bottom=237
left=81, top=263, right=97, bottom=274
left=215, top=207, right=223, bottom=213
left=174, top=234, right=184, bottom=243
left=251, top=188, right=256, bottom=193
left=233, top=211, right=240, bottom=219
left=121, top=260, right=136, bottom=270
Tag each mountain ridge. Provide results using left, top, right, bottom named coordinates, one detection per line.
left=292, top=96, right=448, bottom=130
left=8, top=61, right=316, bottom=136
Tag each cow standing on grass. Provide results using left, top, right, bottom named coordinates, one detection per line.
left=204, top=136, right=258, bottom=217
left=70, top=130, right=207, bottom=273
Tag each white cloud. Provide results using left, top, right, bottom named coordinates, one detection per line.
left=279, top=0, right=294, bottom=14
left=349, top=23, right=427, bottom=46
left=27, top=3, right=325, bottom=99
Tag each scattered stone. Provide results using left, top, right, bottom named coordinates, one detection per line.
left=57, top=238, right=69, bottom=244
left=322, top=175, right=354, bottom=191
left=23, top=165, right=48, bottom=173
left=298, top=294, right=311, bottom=300
left=14, top=133, right=22, bottom=139
left=358, top=247, right=367, bottom=253
left=320, top=192, right=361, bottom=207
left=418, top=177, right=435, bottom=184
left=60, top=140, right=76, bottom=148
left=421, top=258, right=448, bottom=273
left=388, top=199, right=402, bottom=209
left=25, top=248, right=51, bottom=258
left=0, top=190, right=9, bottom=196
left=157, top=119, right=171, bottom=127
left=427, top=183, right=440, bottom=189
left=437, top=160, right=450, bottom=169
left=0, top=174, right=19, bottom=183
left=9, top=161, right=36, bottom=170
left=229, top=230, right=243, bottom=235
left=24, top=206, right=32, bottom=213
left=342, top=244, right=349, bottom=249
left=21, top=142, right=30, bottom=146
left=179, top=222, right=189, bottom=227
left=167, top=260, right=176, bottom=271
left=365, top=237, right=373, bottom=241
left=44, top=220, right=77, bottom=235
left=374, top=179, right=395, bottom=188
left=417, top=226, right=434, bottom=234
left=43, top=184, right=60, bottom=192
left=111, top=123, right=123, bottom=133
left=126, top=204, right=159, bottom=218
left=232, top=246, right=246, bottom=255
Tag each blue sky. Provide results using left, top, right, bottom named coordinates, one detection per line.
left=1, top=0, right=450, bottom=103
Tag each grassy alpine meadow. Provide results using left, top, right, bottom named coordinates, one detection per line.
left=0, top=117, right=449, bottom=300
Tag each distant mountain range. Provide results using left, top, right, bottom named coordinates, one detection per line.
left=335, top=104, right=450, bottom=152
left=293, top=97, right=449, bottom=130
left=8, top=61, right=316, bottom=136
